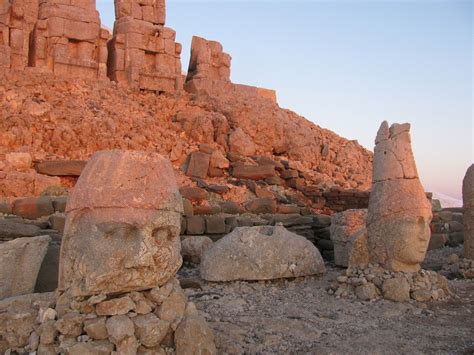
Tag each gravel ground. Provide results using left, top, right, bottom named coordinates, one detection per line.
left=177, top=247, right=474, bottom=354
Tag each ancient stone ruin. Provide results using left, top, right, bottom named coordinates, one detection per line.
left=366, top=121, right=432, bottom=272
left=0, top=0, right=279, bottom=97
left=184, top=35, right=232, bottom=95
left=0, top=0, right=472, bottom=351
left=0, top=150, right=217, bottom=354
left=329, top=121, right=452, bottom=302
left=0, top=0, right=38, bottom=69
left=200, top=225, right=326, bottom=281
left=107, top=0, right=182, bottom=92
left=59, top=150, right=184, bottom=296
left=463, top=164, right=473, bottom=260
left=30, top=0, right=110, bottom=79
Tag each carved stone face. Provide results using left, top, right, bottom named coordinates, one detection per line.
left=387, top=216, right=431, bottom=272
left=59, top=208, right=182, bottom=297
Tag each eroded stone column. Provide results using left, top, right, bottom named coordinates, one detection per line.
left=463, top=164, right=474, bottom=260
left=184, top=35, right=232, bottom=95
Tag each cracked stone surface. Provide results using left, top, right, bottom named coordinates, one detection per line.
left=59, top=150, right=184, bottom=297
left=200, top=225, right=325, bottom=281
left=366, top=121, right=432, bottom=272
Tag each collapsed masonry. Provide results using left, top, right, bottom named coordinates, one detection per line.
left=0, top=0, right=276, bottom=98
left=0, top=0, right=38, bottom=69
left=31, top=0, right=109, bottom=79
left=107, top=0, right=183, bottom=92
left=185, top=35, right=277, bottom=101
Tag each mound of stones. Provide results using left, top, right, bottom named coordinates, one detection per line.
left=328, top=264, right=451, bottom=302
left=200, top=225, right=326, bottom=281
left=0, top=278, right=216, bottom=354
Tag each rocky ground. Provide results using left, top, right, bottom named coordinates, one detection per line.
left=178, top=247, right=474, bottom=354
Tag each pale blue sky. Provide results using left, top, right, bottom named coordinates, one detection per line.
left=97, top=0, right=472, bottom=199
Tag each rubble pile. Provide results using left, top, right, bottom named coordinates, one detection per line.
left=329, top=264, right=451, bottom=302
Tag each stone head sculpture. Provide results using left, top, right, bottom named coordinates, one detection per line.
left=367, top=121, right=432, bottom=272
left=58, top=150, right=183, bottom=297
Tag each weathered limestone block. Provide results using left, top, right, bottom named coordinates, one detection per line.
left=181, top=236, right=213, bottom=264
left=115, top=0, right=165, bottom=25
left=59, top=150, right=184, bottom=297
left=186, top=36, right=231, bottom=82
left=233, top=84, right=278, bottom=103
left=12, top=196, right=55, bottom=220
left=108, top=1, right=182, bottom=93
left=200, top=225, right=325, bottom=281
left=186, top=151, right=210, bottom=179
left=0, top=235, right=51, bottom=300
left=228, top=127, right=256, bottom=157
left=367, top=122, right=432, bottom=272
left=0, top=219, right=43, bottom=242
left=330, top=209, right=367, bottom=267
left=35, top=160, right=86, bottom=176
left=0, top=0, right=39, bottom=69
left=30, top=0, right=109, bottom=79
left=175, top=315, right=217, bottom=355
left=463, top=164, right=474, bottom=260
left=185, top=35, right=232, bottom=95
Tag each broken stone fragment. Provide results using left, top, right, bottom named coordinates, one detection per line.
left=181, top=236, right=213, bottom=264
left=175, top=315, right=217, bottom=355
left=382, top=278, right=410, bottom=302
left=200, top=225, right=326, bottom=281
left=0, top=235, right=51, bottom=300
left=228, top=128, right=256, bottom=157
left=83, top=317, right=108, bottom=340
left=106, top=315, right=135, bottom=345
left=133, top=313, right=170, bottom=348
left=156, top=285, right=187, bottom=329
left=55, top=312, right=84, bottom=337
left=95, top=296, right=136, bottom=316
left=330, top=209, right=367, bottom=267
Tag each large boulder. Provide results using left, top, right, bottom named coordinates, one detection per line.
left=200, top=225, right=325, bottom=281
left=330, top=209, right=367, bottom=267
left=366, top=122, right=432, bottom=272
left=463, top=164, right=474, bottom=260
left=0, top=235, right=51, bottom=300
left=59, top=150, right=184, bottom=297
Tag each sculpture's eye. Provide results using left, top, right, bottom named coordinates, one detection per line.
left=97, top=223, right=137, bottom=239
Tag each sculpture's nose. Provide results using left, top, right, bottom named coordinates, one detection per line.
left=124, top=230, right=157, bottom=268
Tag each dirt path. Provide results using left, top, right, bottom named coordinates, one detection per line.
left=178, top=251, right=474, bottom=354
